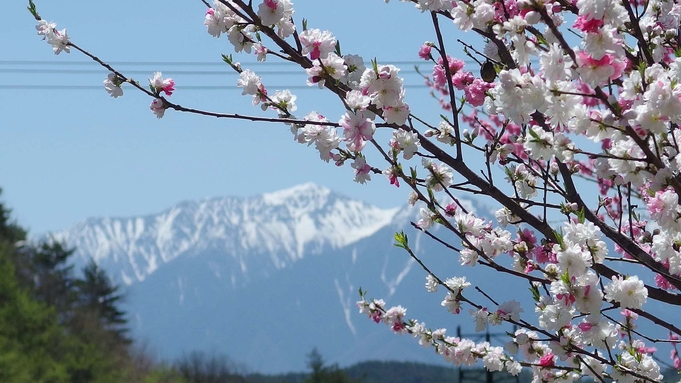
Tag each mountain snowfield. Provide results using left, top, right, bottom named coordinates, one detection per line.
left=50, top=183, right=524, bottom=373
left=53, top=183, right=401, bottom=287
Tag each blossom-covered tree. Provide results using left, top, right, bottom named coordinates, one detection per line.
left=27, top=0, right=681, bottom=381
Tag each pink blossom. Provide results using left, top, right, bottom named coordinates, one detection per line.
left=383, top=166, right=400, bottom=187
left=452, top=70, right=474, bottom=90
left=555, top=291, right=576, bottom=306
left=432, top=56, right=466, bottom=87
left=299, top=29, right=336, bottom=60
left=418, top=43, right=432, bottom=60
left=464, top=78, right=494, bottom=107
left=149, top=72, right=175, bottom=96
left=576, top=51, right=625, bottom=85
left=444, top=203, right=457, bottom=217
left=437, top=56, right=465, bottom=73
left=351, top=156, right=372, bottom=184
left=655, top=274, right=675, bottom=290
left=621, top=309, right=638, bottom=320
left=254, top=43, right=268, bottom=62
left=573, top=15, right=603, bottom=33
left=432, top=65, right=448, bottom=87
left=149, top=98, right=166, bottom=119
left=339, top=111, right=375, bottom=152
left=520, top=229, right=537, bottom=246
left=539, top=353, right=555, bottom=367
left=576, top=81, right=598, bottom=107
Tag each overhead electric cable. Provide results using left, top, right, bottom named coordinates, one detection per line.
left=0, top=59, right=457, bottom=67
left=0, top=68, right=423, bottom=76
left=0, top=84, right=431, bottom=90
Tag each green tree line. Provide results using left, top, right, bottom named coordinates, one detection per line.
left=0, top=189, right=185, bottom=382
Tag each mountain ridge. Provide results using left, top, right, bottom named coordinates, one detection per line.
left=50, top=183, right=403, bottom=286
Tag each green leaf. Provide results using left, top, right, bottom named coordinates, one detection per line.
left=553, top=230, right=564, bottom=247
left=427, top=187, right=435, bottom=202
left=335, top=40, right=342, bottom=57
left=529, top=283, right=541, bottom=302
left=577, top=206, right=586, bottom=223
left=27, top=0, right=36, bottom=15
left=527, top=126, right=541, bottom=140
left=302, top=18, right=308, bottom=31
left=394, top=231, right=408, bottom=249
left=560, top=271, right=571, bottom=286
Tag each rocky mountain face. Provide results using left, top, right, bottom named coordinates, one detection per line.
left=53, top=183, right=401, bottom=287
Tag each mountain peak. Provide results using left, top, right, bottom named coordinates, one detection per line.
left=261, top=182, right=331, bottom=206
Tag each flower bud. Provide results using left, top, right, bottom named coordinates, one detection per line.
left=525, top=11, right=541, bottom=25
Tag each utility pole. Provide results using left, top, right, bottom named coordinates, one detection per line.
left=456, top=325, right=520, bottom=383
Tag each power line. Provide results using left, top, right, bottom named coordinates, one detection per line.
left=0, top=84, right=431, bottom=91
left=0, top=68, right=424, bottom=76
left=0, top=59, right=459, bottom=67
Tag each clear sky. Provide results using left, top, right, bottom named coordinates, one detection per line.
left=1, top=0, right=481, bottom=234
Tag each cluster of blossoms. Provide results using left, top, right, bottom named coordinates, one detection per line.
left=358, top=265, right=661, bottom=382
left=257, top=0, right=295, bottom=39
left=35, top=20, right=70, bottom=55
left=356, top=292, right=523, bottom=376
left=219, top=13, right=412, bottom=180
left=205, top=0, right=294, bottom=62
left=237, top=69, right=268, bottom=107
left=102, top=70, right=176, bottom=118
left=103, top=73, right=124, bottom=98
left=422, top=53, right=495, bottom=109
left=148, top=72, right=175, bottom=118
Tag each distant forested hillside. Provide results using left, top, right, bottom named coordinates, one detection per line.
left=247, top=359, right=532, bottom=383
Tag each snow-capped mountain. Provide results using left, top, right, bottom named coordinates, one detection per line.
left=53, top=183, right=400, bottom=287
left=51, top=183, right=523, bottom=373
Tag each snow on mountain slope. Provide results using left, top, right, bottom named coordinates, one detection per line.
left=51, top=183, right=400, bottom=286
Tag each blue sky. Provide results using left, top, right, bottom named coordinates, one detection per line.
left=1, top=0, right=480, bottom=234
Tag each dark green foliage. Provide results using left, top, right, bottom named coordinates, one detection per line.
left=0, top=247, right=70, bottom=383
left=247, top=360, right=534, bottom=383
left=0, top=190, right=177, bottom=382
left=175, top=351, right=247, bottom=383
left=0, top=189, right=26, bottom=244
left=18, top=240, right=77, bottom=319
left=303, top=348, right=359, bottom=383
left=75, top=259, right=128, bottom=341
